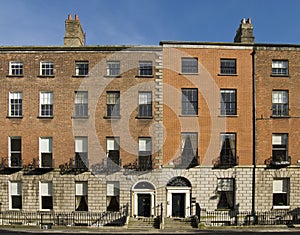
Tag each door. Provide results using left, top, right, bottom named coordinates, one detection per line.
left=172, top=193, right=185, bottom=217
left=138, top=194, right=151, bottom=217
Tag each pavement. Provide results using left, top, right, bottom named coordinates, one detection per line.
left=2, top=225, right=300, bottom=234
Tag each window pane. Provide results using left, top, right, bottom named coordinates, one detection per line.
left=272, top=60, right=288, bottom=75
left=75, top=61, right=89, bottom=76
left=182, top=89, right=198, bottom=115
left=139, top=61, right=152, bottom=76
left=106, top=61, right=120, bottom=76
left=220, top=90, right=236, bottom=115
left=182, top=58, right=198, bottom=73
left=220, top=59, right=236, bottom=74
left=139, top=92, right=152, bottom=117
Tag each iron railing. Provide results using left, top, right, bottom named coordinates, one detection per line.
left=265, top=156, right=291, bottom=168
left=213, top=155, right=239, bottom=169
left=0, top=204, right=128, bottom=227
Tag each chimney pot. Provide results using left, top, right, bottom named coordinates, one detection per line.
left=75, top=14, right=79, bottom=21
left=68, top=14, right=72, bottom=20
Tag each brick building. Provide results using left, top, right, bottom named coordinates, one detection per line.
left=0, top=15, right=299, bottom=228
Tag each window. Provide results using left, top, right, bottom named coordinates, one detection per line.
left=272, top=90, right=289, bottom=117
left=106, top=91, right=120, bottom=118
left=75, top=137, right=88, bottom=169
left=106, top=137, right=120, bottom=167
left=9, top=92, right=22, bottom=117
left=220, top=59, right=236, bottom=74
left=273, top=178, right=289, bottom=207
left=220, top=133, right=237, bottom=166
left=106, top=182, right=120, bottom=211
left=182, top=88, right=198, bottom=115
left=40, top=62, right=54, bottom=76
left=39, top=137, right=53, bottom=168
left=40, top=182, right=53, bottom=210
left=9, top=62, right=23, bottom=76
left=9, top=137, right=22, bottom=167
left=217, top=178, right=235, bottom=210
left=272, top=134, right=288, bottom=162
left=138, top=92, right=152, bottom=117
left=75, top=61, right=89, bottom=76
left=9, top=181, right=22, bottom=210
left=181, top=57, right=198, bottom=74
left=138, top=137, right=152, bottom=170
left=39, top=92, right=53, bottom=117
left=272, top=60, right=288, bottom=76
left=106, top=61, right=120, bottom=76
left=75, top=182, right=88, bottom=211
left=139, top=61, right=152, bottom=76
left=220, top=89, right=237, bottom=115
left=74, top=91, right=88, bottom=118
left=180, top=132, right=198, bottom=167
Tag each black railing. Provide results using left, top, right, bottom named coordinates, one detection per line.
left=213, top=155, right=239, bottom=169
left=173, top=155, right=199, bottom=169
left=0, top=204, right=129, bottom=227
left=90, top=157, right=122, bottom=174
left=123, top=156, right=153, bottom=172
left=59, top=157, right=88, bottom=175
left=265, top=156, right=291, bottom=168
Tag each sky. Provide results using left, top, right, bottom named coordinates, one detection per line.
left=0, top=0, right=299, bottom=46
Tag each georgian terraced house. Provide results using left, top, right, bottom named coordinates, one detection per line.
left=0, top=15, right=300, bottom=228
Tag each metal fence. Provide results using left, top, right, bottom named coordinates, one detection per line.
left=0, top=204, right=128, bottom=227
left=199, top=209, right=300, bottom=226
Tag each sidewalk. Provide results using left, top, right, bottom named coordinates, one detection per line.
left=2, top=225, right=300, bottom=234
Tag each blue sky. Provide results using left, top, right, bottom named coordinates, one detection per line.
left=0, top=0, right=299, bottom=46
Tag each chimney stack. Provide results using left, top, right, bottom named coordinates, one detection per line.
left=234, top=18, right=254, bottom=43
left=64, top=14, right=86, bottom=46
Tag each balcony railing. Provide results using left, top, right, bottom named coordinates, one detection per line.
left=23, top=157, right=54, bottom=174
left=265, top=156, right=291, bottom=168
left=59, top=157, right=88, bottom=175
left=173, top=155, right=199, bottom=169
left=213, top=155, right=239, bottom=169
left=123, top=155, right=153, bottom=172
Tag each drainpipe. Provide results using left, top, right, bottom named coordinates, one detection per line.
left=251, top=48, right=257, bottom=223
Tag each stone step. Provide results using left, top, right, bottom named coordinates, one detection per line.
left=128, top=217, right=159, bottom=229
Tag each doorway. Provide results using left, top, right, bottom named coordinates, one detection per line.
left=138, top=194, right=151, bottom=217
left=172, top=193, right=185, bottom=217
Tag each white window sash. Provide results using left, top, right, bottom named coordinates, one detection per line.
left=10, top=182, right=22, bottom=195
left=76, top=182, right=88, bottom=196
left=75, top=137, right=88, bottom=153
left=40, top=137, right=52, bottom=153
left=107, top=182, right=119, bottom=196
left=40, top=182, right=52, bottom=196
left=273, top=179, right=288, bottom=193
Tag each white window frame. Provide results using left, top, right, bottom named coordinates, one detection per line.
left=75, top=181, right=88, bottom=211
left=272, top=60, right=288, bottom=76
left=39, top=91, right=53, bottom=117
left=138, top=92, right=152, bottom=117
left=40, top=61, right=54, bottom=76
left=39, top=137, right=53, bottom=168
left=9, top=92, right=22, bottom=117
left=40, top=181, right=53, bottom=211
left=74, top=91, right=88, bottom=118
left=181, top=57, right=198, bottom=74
left=9, top=61, right=23, bottom=76
left=273, top=178, right=290, bottom=209
left=9, top=181, right=22, bottom=210
left=74, top=137, right=88, bottom=168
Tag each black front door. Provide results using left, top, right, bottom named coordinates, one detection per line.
left=172, top=193, right=185, bottom=217
left=138, top=194, right=151, bottom=217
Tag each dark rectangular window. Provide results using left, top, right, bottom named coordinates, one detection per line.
left=138, top=92, right=152, bottom=117
left=217, top=178, right=235, bottom=210
left=40, top=137, right=53, bottom=168
left=272, top=134, right=288, bottom=162
left=220, top=133, right=237, bottom=166
left=272, top=90, right=289, bottom=117
left=138, top=137, right=152, bottom=170
left=10, top=181, right=22, bottom=210
left=220, top=59, right=236, bottom=74
left=273, top=179, right=289, bottom=207
left=40, top=182, right=53, bottom=210
left=182, top=88, right=198, bottom=115
left=75, top=182, right=88, bottom=211
left=180, top=132, right=198, bottom=168
left=75, top=137, right=88, bottom=169
left=40, top=92, right=53, bottom=117
left=106, top=91, right=120, bottom=117
left=181, top=58, right=198, bottom=74
left=106, top=137, right=120, bottom=167
left=10, top=137, right=22, bottom=167
left=220, top=89, right=236, bottom=115
left=75, top=61, right=89, bottom=76
left=139, top=61, right=153, bottom=76
left=74, top=91, right=88, bottom=118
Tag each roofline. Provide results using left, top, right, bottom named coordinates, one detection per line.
left=0, top=45, right=162, bottom=52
